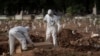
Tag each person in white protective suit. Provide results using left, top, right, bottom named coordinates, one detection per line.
left=8, top=26, right=34, bottom=55
left=44, top=9, right=61, bottom=47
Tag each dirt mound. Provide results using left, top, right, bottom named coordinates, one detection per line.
left=57, top=29, right=82, bottom=47
left=57, top=29, right=100, bottom=52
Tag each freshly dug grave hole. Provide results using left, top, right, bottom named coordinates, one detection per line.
left=30, top=34, right=45, bottom=42
left=0, top=43, right=9, bottom=55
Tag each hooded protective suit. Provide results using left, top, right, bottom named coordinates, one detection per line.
left=44, top=9, right=61, bottom=46
left=8, top=26, right=33, bottom=55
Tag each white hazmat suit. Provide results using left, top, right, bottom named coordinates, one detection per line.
left=8, top=26, right=33, bottom=55
left=44, top=9, right=61, bottom=46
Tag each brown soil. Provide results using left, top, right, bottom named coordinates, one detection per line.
left=0, top=20, right=100, bottom=56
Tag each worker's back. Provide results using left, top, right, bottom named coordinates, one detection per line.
left=9, top=26, right=27, bottom=33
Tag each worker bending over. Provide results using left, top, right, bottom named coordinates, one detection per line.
left=8, top=26, right=34, bottom=55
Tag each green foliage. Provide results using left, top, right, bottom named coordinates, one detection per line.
left=66, top=5, right=85, bottom=16
left=66, top=6, right=73, bottom=16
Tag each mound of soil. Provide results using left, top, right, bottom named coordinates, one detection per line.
left=57, top=29, right=100, bottom=52
left=57, top=29, right=82, bottom=48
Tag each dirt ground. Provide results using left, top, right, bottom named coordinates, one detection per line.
left=0, top=19, right=100, bottom=56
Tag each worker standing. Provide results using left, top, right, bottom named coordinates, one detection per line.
left=8, top=26, right=34, bottom=56
left=43, top=9, right=61, bottom=47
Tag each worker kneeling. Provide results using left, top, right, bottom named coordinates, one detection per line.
left=8, top=26, right=34, bottom=55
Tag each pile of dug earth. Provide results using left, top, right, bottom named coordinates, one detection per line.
left=57, top=29, right=100, bottom=51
